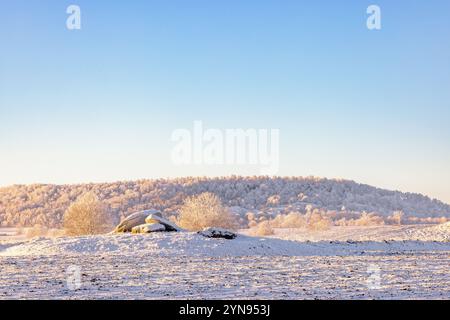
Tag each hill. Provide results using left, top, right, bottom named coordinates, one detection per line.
left=1, top=176, right=449, bottom=228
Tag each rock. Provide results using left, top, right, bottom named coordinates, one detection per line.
left=111, top=209, right=182, bottom=234
left=198, top=227, right=237, bottom=240
left=113, top=210, right=163, bottom=233
left=147, top=211, right=163, bottom=219
left=131, top=223, right=166, bottom=234
left=145, top=214, right=181, bottom=232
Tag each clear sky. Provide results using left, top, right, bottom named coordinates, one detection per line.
left=0, top=1, right=449, bottom=203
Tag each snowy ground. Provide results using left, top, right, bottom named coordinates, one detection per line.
left=0, top=228, right=23, bottom=241
left=247, top=224, right=450, bottom=242
left=0, top=225, right=449, bottom=299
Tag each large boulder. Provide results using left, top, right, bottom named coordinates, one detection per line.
left=198, top=227, right=237, bottom=240
left=145, top=213, right=181, bottom=232
left=131, top=223, right=166, bottom=234
left=113, top=210, right=163, bottom=233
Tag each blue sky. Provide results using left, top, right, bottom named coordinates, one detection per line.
left=0, top=1, right=449, bottom=203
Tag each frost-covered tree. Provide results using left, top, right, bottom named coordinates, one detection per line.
left=392, top=210, right=404, bottom=225
left=249, top=220, right=274, bottom=236
left=63, top=192, right=112, bottom=236
left=177, top=192, right=237, bottom=231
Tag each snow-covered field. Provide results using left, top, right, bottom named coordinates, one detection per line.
left=0, top=225, right=449, bottom=299
left=0, top=228, right=23, bottom=241
left=252, top=224, right=450, bottom=242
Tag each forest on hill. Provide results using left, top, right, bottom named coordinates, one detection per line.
left=1, top=176, right=449, bottom=228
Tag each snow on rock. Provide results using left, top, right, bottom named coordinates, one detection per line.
left=113, top=210, right=181, bottom=233
left=113, top=210, right=163, bottom=233
left=114, top=210, right=156, bottom=233
left=198, top=228, right=237, bottom=240
left=1, top=232, right=449, bottom=257
left=131, top=223, right=166, bottom=234
left=145, top=213, right=181, bottom=232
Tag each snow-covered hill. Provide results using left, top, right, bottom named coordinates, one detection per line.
left=1, top=227, right=449, bottom=257
left=1, top=176, right=449, bottom=228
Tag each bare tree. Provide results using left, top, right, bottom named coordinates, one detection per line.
left=177, top=192, right=237, bottom=231
left=248, top=220, right=274, bottom=236
left=392, top=211, right=404, bottom=226
left=63, top=192, right=111, bottom=236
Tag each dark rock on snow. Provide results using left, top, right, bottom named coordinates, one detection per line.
left=198, top=228, right=237, bottom=240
